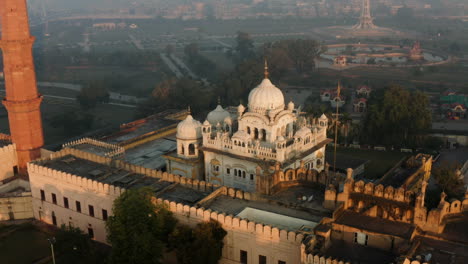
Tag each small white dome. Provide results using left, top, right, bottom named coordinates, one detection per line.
left=232, top=130, right=251, bottom=142
left=295, top=127, right=312, bottom=138
left=248, top=78, right=285, bottom=115
left=203, top=120, right=210, bottom=126
left=277, top=136, right=285, bottom=141
left=319, top=113, right=328, bottom=120
left=207, top=105, right=230, bottom=125
left=177, top=115, right=202, bottom=139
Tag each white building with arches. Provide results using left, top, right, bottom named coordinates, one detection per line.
left=165, top=67, right=331, bottom=193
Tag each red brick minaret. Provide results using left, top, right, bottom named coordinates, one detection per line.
left=0, top=0, right=44, bottom=175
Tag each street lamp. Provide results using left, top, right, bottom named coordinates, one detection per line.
left=47, top=237, right=56, bottom=264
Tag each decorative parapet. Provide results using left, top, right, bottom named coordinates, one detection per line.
left=155, top=196, right=306, bottom=246
left=62, top=137, right=125, bottom=158
left=301, top=251, right=351, bottom=264
left=204, top=133, right=327, bottom=162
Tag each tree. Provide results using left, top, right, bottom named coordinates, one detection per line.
left=169, top=219, right=227, bottom=264
left=77, top=81, right=110, bottom=110
left=267, top=39, right=324, bottom=74
left=106, top=187, right=177, bottom=264
left=361, top=85, right=431, bottom=147
left=432, top=162, right=464, bottom=198
left=235, top=31, right=255, bottom=61
left=55, top=225, right=102, bottom=264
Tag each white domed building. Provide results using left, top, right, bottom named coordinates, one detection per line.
left=164, top=114, right=205, bottom=179
left=166, top=66, right=331, bottom=193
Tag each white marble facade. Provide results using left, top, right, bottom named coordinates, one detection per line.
left=169, top=68, right=329, bottom=191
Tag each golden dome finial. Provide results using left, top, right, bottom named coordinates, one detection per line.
left=264, top=58, right=269, bottom=79
left=187, top=105, right=191, bottom=115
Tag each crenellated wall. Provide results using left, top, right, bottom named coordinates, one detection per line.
left=324, top=166, right=468, bottom=234
left=29, top=147, right=333, bottom=263
left=0, top=142, right=17, bottom=181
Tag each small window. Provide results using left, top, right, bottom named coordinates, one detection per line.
left=102, top=209, right=108, bottom=221
left=52, top=193, right=57, bottom=205
left=240, top=250, right=247, bottom=264
left=250, top=174, right=254, bottom=180
left=227, top=168, right=230, bottom=174
left=242, top=171, right=246, bottom=178
left=76, top=201, right=81, bottom=213
left=259, top=255, right=266, bottom=264
left=52, top=212, right=57, bottom=226
left=89, top=205, right=95, bottom=217
left=354, top=232, right=368, bottom=246
left=278, top=261, right=286, bottom=264
left=234, top=169, right=238, bottom=176
left=40, top=190, right=45, bottom=201
left=88, top=228, right=94, bottom=239
left=63, top=197, right=69, bottom=209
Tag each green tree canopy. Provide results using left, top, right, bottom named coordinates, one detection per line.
left=361, top=85, right=431, bottom=147
left=168, top=219, right=227, bottom=264
left=138, top=78, right=213, bottom=118
left=432, top=162, right=464, bottom=198
left=106, top=187, right=177, bottom=264
left=55, top=225, right=102, bottom=264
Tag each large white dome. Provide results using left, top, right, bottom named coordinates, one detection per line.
left=207, top=105, right=230, bottom=125
left=177, top=115, right=202, bottom=140
left=248, top=78, right=285, bottom=115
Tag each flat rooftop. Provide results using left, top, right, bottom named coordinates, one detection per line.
left=413, top=236, right=468, bottom=264
left=104, top=118, right=178, bottom=145
left=68, top=143, right=116, bottom=156
left=37, top=154, right=210, bottom=206
left=324, top=240, right=397, bottom=264
left=237, top=207, right=318, bottom=231
left=334, top=210, right=415, bottom=239
left=207, top=194, right=331, bottom=231
left=325, top=152, right=368, bottom=171
left=267, top=185, right=329, bottom=213
left=124, top=137, right=176, bottom=169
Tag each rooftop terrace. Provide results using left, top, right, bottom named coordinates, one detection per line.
left=38, top=153, right=211, bottom=206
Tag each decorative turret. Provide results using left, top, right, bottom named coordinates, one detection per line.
left=176, top=115, right=202, bottom=158
left=319, top=114, right=328, bottom=128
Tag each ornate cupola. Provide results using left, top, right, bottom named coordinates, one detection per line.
left=176, top=112, right=202, bottom=158
left=247, top=61, right=285, bottom=116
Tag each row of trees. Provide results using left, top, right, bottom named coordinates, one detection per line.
left=137, top=78, right=213, bottom=118
left=361, top=85, right=432, bottom=148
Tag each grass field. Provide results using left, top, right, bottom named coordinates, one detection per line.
left=327, top=147, right=408, bottom=179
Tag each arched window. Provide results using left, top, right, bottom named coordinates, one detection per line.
left=247, top=127, right=251, bottom=134
left=234, top=169, right=238, bottom=176
left=188, top=144, right=195, bottom=155
left=242, top=171, right=246, bottom=178
left=181, top=145, right=185, bottom=155
left=261, top=129, right=266, bottom=140
left=254, top=128, right=259, bottom=139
